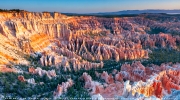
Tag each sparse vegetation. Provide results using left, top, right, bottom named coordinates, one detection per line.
left=148, top=28, right=166, bottom=34
left=85, top=31, right=107, bottom=38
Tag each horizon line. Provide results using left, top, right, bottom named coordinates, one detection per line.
left=1, top=8, right=180, bottom=14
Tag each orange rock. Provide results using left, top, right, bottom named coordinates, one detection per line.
left=0, top=65, right=15, bottom=72
left=53, top=84, right=63, bottom=97
left=155, top=81, right=163, bottom=98
left=115, top=72, right=123, bottom=82
left=29, top=67, right=35, bottom=74
left=53, top=79, right=73, bottom=98
left=18, top=75, right=25, bottom=82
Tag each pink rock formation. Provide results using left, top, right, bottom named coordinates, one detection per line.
left=161, top=71, right=180, bottom=94
left=81, top=72, right=124, bottom=98
left=1, top=11, right=180, bottom=69
left=29, top=67, right=56, bottom=79
left=0, top=11, right=180, bottom=99
left=120, top=61, right=147, bottom=82
left=38, top=49, right=104, bottom=71
left=18, top=75, right=35, bottom=84
left=18, top=75, right=26, bottom=82
left=66, top=38, right=148, bottom=61
left=0, top=65, right=16, bottom=72
left=53, top=84, right=63, bottom=97
left=81, top=62, right=180, bottom=99
left=0, top=11, right=180, bottom=67
left=115, top=72, right=123, bottom=82
left=116, top=62, right=180, bottom=98
left=100, top=71, right=114, bottom=84
left=53, top=79, right=73, bottom=98
left=28, top=66, right=36, bottom=74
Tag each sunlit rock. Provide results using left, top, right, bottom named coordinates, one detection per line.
left=53, top=79, right=73, bottom=98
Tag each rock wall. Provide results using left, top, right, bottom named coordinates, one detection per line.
left=0, top=11, right=180, bottom=68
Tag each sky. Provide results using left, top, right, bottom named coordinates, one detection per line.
left=0, top=0, right=180, bottom=13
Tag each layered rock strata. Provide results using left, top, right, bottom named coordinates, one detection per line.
left=1, top=12, right=180, bottom=67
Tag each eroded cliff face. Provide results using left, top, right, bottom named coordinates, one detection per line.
left=0, top=12, right=71, bottom=66
left=1, top=11, right=180, bottom=99
left=0, top=12, right=180, bottom=68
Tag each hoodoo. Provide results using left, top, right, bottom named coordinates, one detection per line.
left=0, top=10, right=180, bottom=99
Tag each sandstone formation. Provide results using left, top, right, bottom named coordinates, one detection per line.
left=118, top=62, right=180, bottom=98
left=100, top=71, right=114, bottom=84
left=38, top=49, right=104, bottom=71
left=0, top=34, right=28, bottom=65
left=29, top=67, right=56, bottom=79
left=18, top=75, right=26, bottom=82
left=0, top=65, right=16, bottom=72
left=0, top=11, right=180, bottom=99
left=53, top=79, right=73, bottom=98
left=0, top=11, right=180, bottom=69
left=81, top=62, right=180, bottom=99
left=18, top=75, right=35, bottom=84
left=81, top=72, right=124, bottom=98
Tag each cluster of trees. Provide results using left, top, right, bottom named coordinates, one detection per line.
left=62, top=13, right=139, bottom=18
left=85, top=31, right=107, bottom=38
left=144, top=13, right=180, bottom=22
left=0, top=9, right=25, bottom=12
left=148, top=27, right=166, bottom=34
left=142, top=48, right=180, bottom=65
left=0, top=70, right=67, bottom=98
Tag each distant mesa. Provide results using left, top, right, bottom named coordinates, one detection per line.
left=87, top=9, right=180, bottom=15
